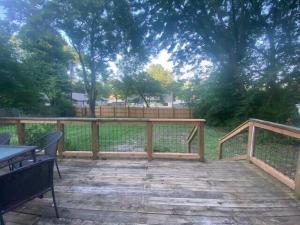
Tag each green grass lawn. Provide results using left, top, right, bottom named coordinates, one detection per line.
left=0, top=123, right=226, bottom=159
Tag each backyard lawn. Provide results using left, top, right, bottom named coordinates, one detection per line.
left=0, top=123, right=226, bottom=160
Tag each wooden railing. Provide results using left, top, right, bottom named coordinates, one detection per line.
left=0, top=117, right=205, bottom=161
left=218, top=119, right=300, bottom=196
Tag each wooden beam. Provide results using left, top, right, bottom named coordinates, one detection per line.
left=220, top=155, right=247, bottom=161
left=218, top=142, right=223, bottom=160
left=219, top=121, right=250, bottom=144
left=16, top=120, right=25, bottom=145
left=99, top=152, right=147, bottom=159
left=247, top=122, right=255, bottom=162
left=253, top=121, right=300, bottom=140
left=152, top=153, right=200, bottom=160
left=186, top=126, right=198, bottom=144
left=62, top=151, right=93, bottom=158
left=91, top=121, right=99, bottom=159
left=295, top=152, right=300, bottom=197
left=197, top=122, right=205, bottom=162
left=250, top=156, right=295, bottom=190
left=57, top=121, right=64, bottom=159
left=147, top=122, right=153, bottom=160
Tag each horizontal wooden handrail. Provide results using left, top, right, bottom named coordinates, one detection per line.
left=0, top=117, right=205, bottom=124
left=250, top=119, right=300, bottom=139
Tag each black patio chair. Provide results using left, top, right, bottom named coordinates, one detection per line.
left=0, top=133, right=10, bottom=145
left=0, top=157, right=59, bottom=225
left=16, top=131, right=63, bottom=178
left=39, top=131, right=63, bottom=179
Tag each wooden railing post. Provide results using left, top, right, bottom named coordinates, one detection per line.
left=197, top=122, right=205, bottom=162
left=247, top=122, right=256, bottom=162
left=295, top=152, right=300, bottom=197
left=57, top=121, right=64, bottom=159
left=91, top=121, right=99, bottom=159
left=16, top=120, right=25, bottom=145
left=218, top=142, right=223, bottom=159
left=147, top=122, right=153, bottom=160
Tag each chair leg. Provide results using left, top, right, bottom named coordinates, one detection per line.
left=51, top=187, right=59, bottom=218
left=55, top=159, right=62, bottom=179
left=0, top=214, right=4, bottom=225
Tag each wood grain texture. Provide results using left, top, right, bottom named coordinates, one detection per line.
left=2, top=159, right=300, bottom=225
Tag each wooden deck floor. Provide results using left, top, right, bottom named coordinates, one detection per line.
left=3, top=159, right=300, bottom=225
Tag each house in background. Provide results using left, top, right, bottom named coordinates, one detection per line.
left=72, top=93, right=89, bottom=107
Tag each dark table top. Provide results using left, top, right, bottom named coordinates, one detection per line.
left=0, top=145, right=37, bottom=163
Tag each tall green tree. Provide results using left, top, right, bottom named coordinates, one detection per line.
left=18, top=22, right=73, bottom=115
left=50, top=0, right=143, bottom=116
left=0, top=21, right=42, bottom=111
left=132, top=72, right=164, bottom=107
left=3, top=0, right=144, bottom=117
left=138, top=0, right=300, bottom=124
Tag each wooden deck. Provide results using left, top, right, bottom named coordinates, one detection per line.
left=3, top=159, right=300, bottom=225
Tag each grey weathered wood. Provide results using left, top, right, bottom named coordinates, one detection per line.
left=147, top=122, right=153, bottom=160
left=57, top=121, right=64, bottom=159
left=247, top=122, right=255, bottom=162
left=295, top=152, right=300, bottom=197
left=91, top=121, right=99, bottom=159
left=16, top=120, right=25, bottom=145
left=2, top=159, right=300, bottom=225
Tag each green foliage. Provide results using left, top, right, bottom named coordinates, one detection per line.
left=132, top=72, right=165, bottom=107
left=141, top=0, right=300, bottom=126
left=25, top=125, right=54, bottom=148
left=0, top=22, right=43, bottom=111
left=49, top=0, right=143, bottom=116
left=147, top=64, right=174, bottom=87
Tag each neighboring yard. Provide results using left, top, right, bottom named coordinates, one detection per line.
left=0, top=124, right=226, bottom=160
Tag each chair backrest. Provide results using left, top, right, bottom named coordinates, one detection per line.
left=44, top=131, right=63, bottom=157
left=0, top=157, right=55, bottom=214
left=0, top=133, right=10, bottom=145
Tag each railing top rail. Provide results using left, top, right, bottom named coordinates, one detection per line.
left=219, top=118, right=300, bottom=144
left=0, top=117, right=205, bottom=123
left=250, top=119, right=300, bottom=135
left=219, top=120, right=250, bottom=143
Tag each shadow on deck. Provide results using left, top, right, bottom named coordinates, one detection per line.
left=3, top=159, right=300, bottom=225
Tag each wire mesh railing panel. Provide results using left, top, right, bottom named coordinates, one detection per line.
left=221, top=129, right=248, bottom=159
left=254, top=128, right=300, bottom=180
left=64, top=123, right=91, bottom=151
left=24, top=123, right=57, bottom=147
left=190, top=130, right=199, bottom=154
left=153, top=124, right=194, bottom=153
left=0, top=124, right=18, bottom=144
left=99, top=123, right=146, bottom=152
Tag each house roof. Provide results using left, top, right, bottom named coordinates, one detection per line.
left=72, top=92, right=88, bottom=102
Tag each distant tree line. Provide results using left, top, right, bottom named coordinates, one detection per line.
left=0, top=0, right=299, bottom=126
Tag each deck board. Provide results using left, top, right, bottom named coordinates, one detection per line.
left=3, top=159, right=300, bottom=225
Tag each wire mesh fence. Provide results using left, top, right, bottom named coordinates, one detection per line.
left=0, top=119, right=204, bottom=158
left=0, top=124, right=18, bottom=144
left=153, top=124, right=194, bottom=153
left=221, top=129, right=248, bottom=159
left=24, top=123, right=57, bottom=147
left=254, top=128, right=300, bottom=180
left=64, top=122, right=91, bottom=151
left=99, top=123, right=146, bottom=152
